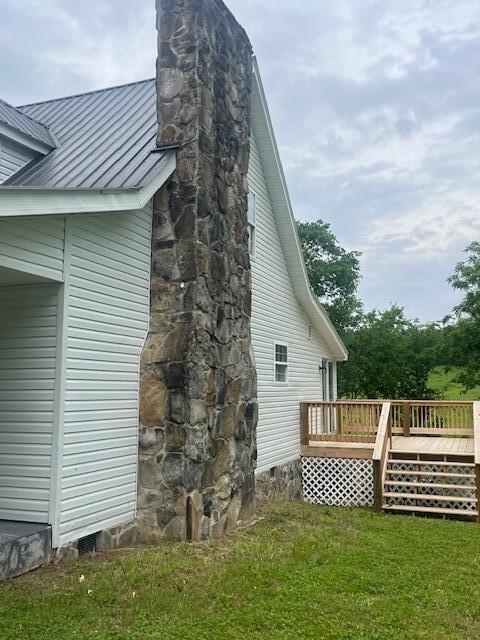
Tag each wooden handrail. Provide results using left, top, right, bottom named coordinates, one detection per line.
left=473, top=402, right=480, bottom=465
left=372, top=402, right=392, bottom=511
left=473, top=402, right=480, bottom=524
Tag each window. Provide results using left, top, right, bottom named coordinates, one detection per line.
left=274, top=343, right=288, bottom=383
left=247, top=191, right=256, bottom=255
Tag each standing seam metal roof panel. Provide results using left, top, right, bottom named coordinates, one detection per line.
left=2, top=79, right=167, bottom=190
left=0, top=99, right=56, bottom=148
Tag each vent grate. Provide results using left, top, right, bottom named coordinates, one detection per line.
left=77, top=533, right=97, bottom=556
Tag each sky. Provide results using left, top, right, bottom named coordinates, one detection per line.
left=1, top=0, right=480, bottom=321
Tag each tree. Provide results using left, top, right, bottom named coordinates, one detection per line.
left=297, top=220, right=362, bottom=333
left=338, top=305, right=437, bottom=399
left=443, top=242, right=480, bottom=389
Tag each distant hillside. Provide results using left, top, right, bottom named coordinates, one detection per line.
left=429, top=366, right=480, bottom=401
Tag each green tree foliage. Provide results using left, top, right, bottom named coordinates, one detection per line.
left=442, top=242, right=480, bottom=389
left=297, top=220, right=362, bottom=333
left=296, top=219, right=443, bottom=400
left=449, top=241, right=480, bottom=318
left=338, top=306, right=438, bottom=399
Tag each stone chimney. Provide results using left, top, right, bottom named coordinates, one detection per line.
left=137, top=0, right=257, bottom=540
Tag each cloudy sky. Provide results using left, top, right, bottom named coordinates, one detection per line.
left=2, top=0, right=479, bottom=321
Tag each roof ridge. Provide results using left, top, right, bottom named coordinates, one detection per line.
left=18, top=78, right=156, bottom=109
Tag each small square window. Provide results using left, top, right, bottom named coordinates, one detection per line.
left=274, top=343, right=288, bottom=383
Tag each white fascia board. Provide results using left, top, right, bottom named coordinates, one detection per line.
left=0, top=123, right=53, bottom=155
left=251, top=58, right=348, bottom=361
left=0, top=150, right=176, bottom=218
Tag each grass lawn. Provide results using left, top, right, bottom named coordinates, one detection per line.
left=2, top=503, right=480, bottom=640
left=429, top=366, right=480, bottom=401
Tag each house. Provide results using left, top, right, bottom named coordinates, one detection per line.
left=0, top=0, right=346, bottom=578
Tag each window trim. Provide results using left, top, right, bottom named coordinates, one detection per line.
left=274, top=342, right=289, bottom=384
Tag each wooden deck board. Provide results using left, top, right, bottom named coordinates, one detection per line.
left=302, top=440, right=374, bottom=460
left=308, top=441, right=375, bottom=450
left=391, top=436, right=474, bottom=456
left=303, top=436, right=474, bottom=461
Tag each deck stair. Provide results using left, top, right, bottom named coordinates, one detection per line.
left=382, top=448, right=478, bottom=519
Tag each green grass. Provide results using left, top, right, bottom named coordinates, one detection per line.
left=429, top=366, right=480, bottom=401
left=2, top=503, right=480, bottom=640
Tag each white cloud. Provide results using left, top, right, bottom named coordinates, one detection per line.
left=289, top=0, right=480, bottom=84
left=365, top=187, right=480, bottom=261
left=3, top=0, right=156, bottom=93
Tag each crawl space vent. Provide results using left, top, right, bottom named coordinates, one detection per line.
left=78, top=533, right=97, bottom=556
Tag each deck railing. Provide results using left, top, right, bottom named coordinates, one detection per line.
left=300, top=399, right=475, bottom=446
left=372, top=402, right=392, bottom=510
left=390, top=401, right=473, bottom=436
left=300, top=401, right=384, bottom=445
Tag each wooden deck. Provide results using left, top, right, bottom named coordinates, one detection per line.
left=391, top=436, right=474, bottom=456
left=300, top=400, right=480, bottom=521
left=301, top=440, right=374, bottom=459
left=302, top=436, right=474, bottom=459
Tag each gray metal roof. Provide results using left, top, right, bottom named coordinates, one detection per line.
left=3, top=78, right=168, bottom=190
left=0, top=99, right=56, bottom=148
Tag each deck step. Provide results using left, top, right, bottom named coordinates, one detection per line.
left=386, top=469, right=474, bottom=479
left=390, top=448, right=474, bottom=457
left=383, top=504, right=478, bottom=517
left=388, top=459, right=475, bottom=468
left=384, top=481, right=476, bottom=491
left=383, top=492, right=477, bottom=504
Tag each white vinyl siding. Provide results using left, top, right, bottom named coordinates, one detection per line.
left=57, top=207, right=152, bottom=546
left=0, top=284, right=58, bottom=522
left=0, top=216, right=65, bottom=281
left=249, top=132, right=336, bottom=473
left=0, top=138, right=37, bottom=184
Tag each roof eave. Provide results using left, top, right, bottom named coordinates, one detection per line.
left=0, top=122, right=55, bottom=155
left=251, top=58, right=348, bottom=362
left=0, top=149, right=176, bottom=217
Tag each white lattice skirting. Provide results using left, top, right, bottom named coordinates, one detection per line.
left=302, top=457, right=374, bottom=507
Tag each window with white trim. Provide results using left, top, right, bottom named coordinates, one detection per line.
left=247, top=191, right=256, bottom=255
left=274, top=343, right=288, bottom=383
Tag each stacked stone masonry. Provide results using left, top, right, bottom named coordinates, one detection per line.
left=255, top=459, right=303, bottom=504
left=133, top=0, right=258, bottom=542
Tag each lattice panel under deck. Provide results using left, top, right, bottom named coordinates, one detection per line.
left=302, top=457, right=374, bottom=507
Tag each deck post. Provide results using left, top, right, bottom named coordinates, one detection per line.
left=336, top=405, right=342, bottom=436
left=373, top=459, right=382, bottom=511
left=473, top=402, right=480, bottom=524
left=475, top=466, right=480, bottom=525
left=402, top=402, right=411, bottom=437
left=300, top=402, right=309, bottom=447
